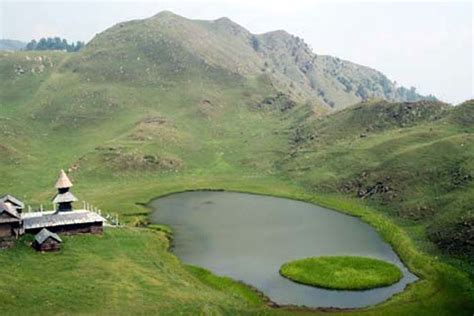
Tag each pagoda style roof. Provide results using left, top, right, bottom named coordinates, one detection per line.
left=23, top=210, right=105, bottom=230
left=52, top=192, right=78, bottom=204
left=35, top=228, right=62, bottom=244
left=55, top=169, right=73, bottom=189
left=0, top=201, right=21, bottom=222
left=0, top=195, right=24, bottom=210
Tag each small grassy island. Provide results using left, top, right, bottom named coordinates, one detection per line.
left=280, top=256, right=403, bottom=290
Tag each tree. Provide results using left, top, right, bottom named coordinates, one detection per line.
left=36, top=38, right=48, bottom=50
left=24, top=37, right=85, bottom=52
left=74, top=41, right=85, bottom=52
left=53, top=37, right=62, bottom=49
left=25, top=39, right=37, bottom=50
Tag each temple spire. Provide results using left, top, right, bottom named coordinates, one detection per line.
left=55, top=169, right=73, bottom=189
left=53, top=170, right=77, bottom=212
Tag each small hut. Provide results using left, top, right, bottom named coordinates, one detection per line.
left=0, top=195, right=24, bottom=213
left=0, top=201, right=22, bottom=247
left=52, top=170, right=78, bottom=212
left=33, top=228, right=62, bottom=252
left=0, top=201, right=22, bottom=237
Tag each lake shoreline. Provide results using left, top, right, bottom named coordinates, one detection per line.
left=147, top=189, right=419, bottom=310
left=127, top=178, right=472, bottom=314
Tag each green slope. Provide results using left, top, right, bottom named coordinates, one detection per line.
left=65, top=11, right=432, bottom=109
left=283, top=100, right=474, bottom=263
left=0, top=228, right=266, bottom=315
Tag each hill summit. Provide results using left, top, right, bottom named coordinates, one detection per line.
left=74, top=11, right=433, bottom=110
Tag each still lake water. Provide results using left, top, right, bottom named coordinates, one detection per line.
left=149, top=191, right=417, bottom=308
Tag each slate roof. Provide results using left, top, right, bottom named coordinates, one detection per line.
left=0, top=195, right=24, bottom=209
left=23, top=210, right=105, bottom=230
left=55, top=169, right=73, bottom=189
left=35, top=228, right=62, bottom=244
left=52, top=192, right=78, bottom=204
left=0, top=201, right=21, bottom=222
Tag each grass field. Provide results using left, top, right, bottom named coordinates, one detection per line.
left=0, top=227, right=266, bottom=315
left=279, top=256, right=403, bottom=290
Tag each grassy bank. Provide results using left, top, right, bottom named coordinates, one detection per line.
left=0, top=227, right=266, bottom=315
left=303, top=193, right=474, bottom=315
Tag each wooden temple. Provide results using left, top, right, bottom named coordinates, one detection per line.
left=0, top=170, right=106, bottom=248
left=22, top=170, right=105, bottom=234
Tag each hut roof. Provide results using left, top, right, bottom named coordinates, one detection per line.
left=55, top=169, right=73, bottom=189
left=23, top=210, right=105, bottom=230
left=0, top=201, right=20, bottom=221
left=0, top=195, right=24, bottom=209
left=35, top=228, right=62, bottom=244
left=52, top=192, right=78, bottom=204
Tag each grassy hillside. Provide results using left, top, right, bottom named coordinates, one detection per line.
left=255, top=32, right=434, bottom=109
left=283, top=99, right=474, bottom=265
left=73, top=11, right=432, bottom=110
left=0, top=227, right=265, bottom=315
left=0, top=11, right=472, bottom=315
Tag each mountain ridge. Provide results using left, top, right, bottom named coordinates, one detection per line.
left=79, top=11, right=435, bottom=110
left=0, top=39, right=26, bottom=51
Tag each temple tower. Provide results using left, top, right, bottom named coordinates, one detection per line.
left=52, top=170, right=78, bottom=212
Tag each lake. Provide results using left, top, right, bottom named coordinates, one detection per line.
left=149, top=191, right=417, bottom=308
